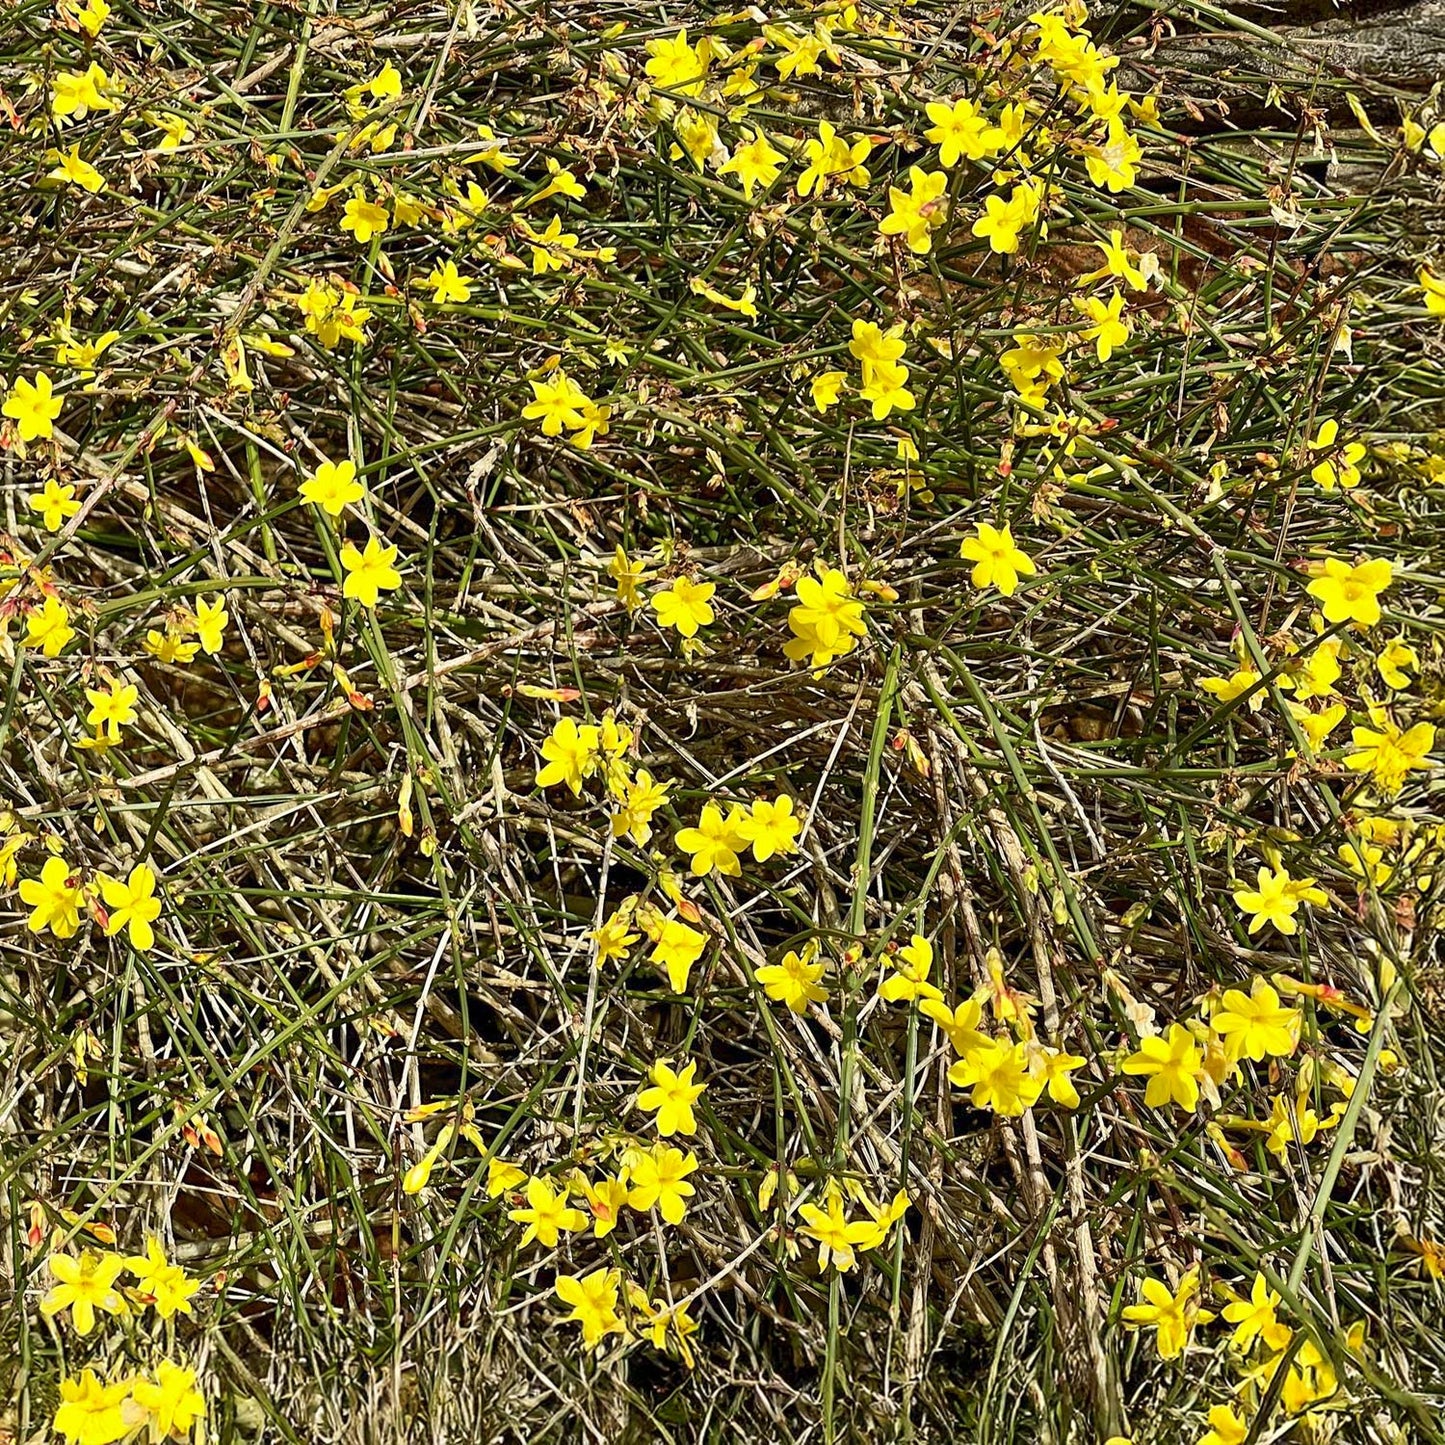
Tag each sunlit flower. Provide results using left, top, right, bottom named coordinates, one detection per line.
left=638, top=1059, right=706, bottom=1136
left=1120, top=1266, right=1213, bottom=1360
left=40, top=1250, right=127, bottom=1335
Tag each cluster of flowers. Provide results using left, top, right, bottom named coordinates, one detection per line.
left=401, top=1090, right=705, bottom=1361
left=1131, top=939, right=1391, bottom=1153
left=1122, top=1264, right=1367, bottom=1433
left=35, top=1223, right=206, bottom=1445
left=875, top=935, right=1085, bottom=1115
left=13, top=845, right=163, bottom=952
left=1199, top=556, right=1435, bottom=797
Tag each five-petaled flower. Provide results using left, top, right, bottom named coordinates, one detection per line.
left=1121, top=1022, right=1202, bottom=1111
left=300, top=458, right=365, bottom=516
left=20, top=855, right=84, bottom=938
left=4, top=372, right=64, bottom=441
left=40, top=1250, right=127, bottom=1335
left=554, top=1268, right=624, bottom=1348
left=341, top=536, right=403, bottom=607
left=960, top=521, right=1037, bottom=597
left=99, top=862, right=163, bottom=950
left=1120, top=1266, right=1214, bottom=1360
left=1305, top=556, right=1392, bottom=627
left=651, top=577, right=716, bottom=637
left=638, top=1059, right=706, bottom=1136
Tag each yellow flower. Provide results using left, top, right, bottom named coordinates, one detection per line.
left=611, top=769, right=669, bottom=845
left=1344, top=718, right=1434, bottom=795
left=19, top=855, right=84, bottom=938
left=151, top=111, right=191, bottom=150
left=1078, top=228, right=1149, bottom=290
left=51, top=63, right=117, bottom=122
left=47, top=144, right=105, bottom=192
left=797, top=120, right=871, bottom=198
left=849, top=319, right=907, bottom=374
left=1305, top=556, right=1392, bottom=627
left=520, top=214, right=579, bottom=274
left=535, top=716, right=600, bottom=795
left=732, top=794, right=800, bottom=862
left=785, top=566, right=867, bottom=669
left=999, top=331, right=1066, bottom=403
left=1037, top=1045, right=1086, bottom=1107
left=51, top=1369, right=132, bottom=1445
left=185, top=595, right=226, bottom=655
left=573, top=1172, right=630, bottom=1238
left=798, top=1187, right=879, bottom=1272
left=295, top=278, right=372, bottom=349
left=924, top=97, right=1000, bottom=167
left=638, top=1059, right=706, bottom=1136
left=879, top=166, right=949, bottom=255
left=1376, top=636, right=1419, bottom=690
left=1198, top=1404, right=1248, bottom=1445
left=1121, top=1022, right=1202, bottom=1111
left=24, top=595, right=76, bottom=657
left=1288, top=700, right=1346, bottom=751
left=651, top=576, right=716, bottom=637
left=1083, top=119, right=1142, bottom=193
left=971, top=182, right=1042, bottom=255
left=130, top=1361, right=205, bottom=1440
left=508, top=1177, right=588, bottom=1247
left=671, top=106, right=723, bottom=170
left=959, top=521, right=1036, bottom=596
left=145, top=627, right=199, bottom=665
left=623, top=1144, right=697, bottom=1223
left=300, top=457, right=365, bottom=516
left=85, top=680, right=138, bottom=740
left=755, top=943, right=828, bottom=1014
left=340, top=536, right=403, bottom=607
left=859, top=358, right=915, bottom=419
left=948, top=1038, right=1045, bottom=1115
left=644, top=30, right=708, bottom=96
left=608, top=545, right=649, bottom=610
left=1264, top=1091, right=1335, bottom=1159
left=1308, top=418, right=1366, bottom=491
left=1232, top=864, right=1308, bottom=935
left=40, top=1250, right=127, bottom=1335
left=768, top=24, right=835, bottom=80
left=676, top=801, right=748, bottom=877
left=554, top=1268, right=624, bottom=1347
left=718, top=129, right=786, bottom=199
left=340, top=194, right=389, bottom=245
left=522, top=372, right=587, bottom=436
left=1287, top=636, right=1341, bottom=699
left=65, top=0, right=112, bottom=37
left=879, top=933, right=945, bottom=1004
left=1073, top=289, right=1130, bottom=362
left=1211, top=977, right=1301, bottom=1061
left=1420, top=266, right=1445, bottom=318
left=920, top=994, right=989, bottom=1054
left=486, top=1157, right=527, bottom=1197
left=4, top=372, right=64, bottom=441
left=647, top=915, right=708, bottom=994
left=592, top=904, right=640, bottom=963
left=1120, top=1266, right=1213, bottom=1360
left=124, top=1237, right=198, bottom=1318
left=1200, top=666, right=1263, bottom=711
left=635, top=1292, right=701, bottom=1366
left=466, top=124, right=518, bottom=171
left=425, top=259, right=473, bottom=303
left=30, top=479, right=82, bottom=531
left=54, top=326, right=121, bottom=377
left=98, top=862, right=162, bottom=950
left=1220, top=1272, right=1290, bottom=1354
